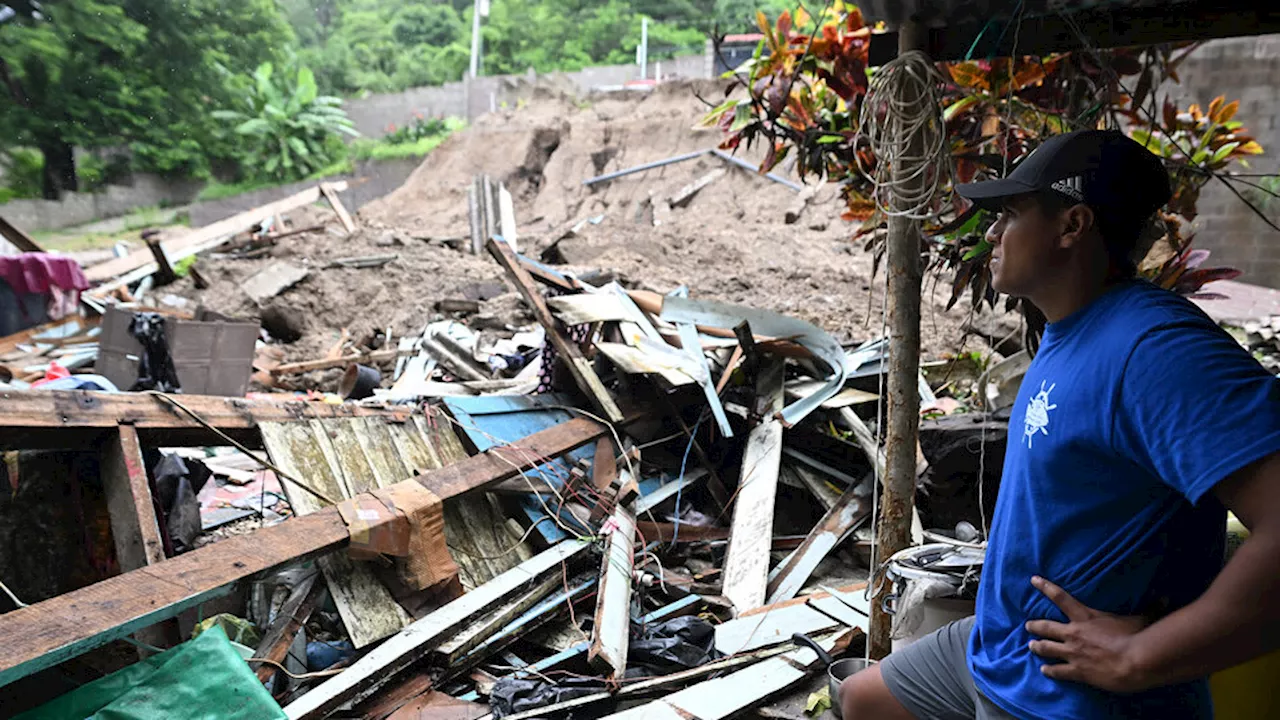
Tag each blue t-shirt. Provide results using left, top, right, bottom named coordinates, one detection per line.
left=969, top=280, right=1280, bottom=720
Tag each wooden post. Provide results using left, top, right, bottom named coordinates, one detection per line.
left=145, top=237, right=177, bottom=286
left=486, top=237, right=624, bottom=423
left=320, top=182, right=357, bottom=234
left=0, top=215, right=44, bottom=253
left=721, top=359, right=785, bottom=615
left=467, top=180, right=483, bottom=255
left=99, top=423, right=176, bottom=654
left=870, top=19, right=928, bottom=660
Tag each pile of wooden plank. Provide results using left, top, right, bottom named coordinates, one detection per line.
left=0, top=212, right=964, bottom=720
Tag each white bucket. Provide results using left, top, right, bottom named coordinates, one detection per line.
left=884, top=543, right=984, bottom=652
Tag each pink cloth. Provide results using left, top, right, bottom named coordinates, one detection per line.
left=0, top=253, right=89, bottom=296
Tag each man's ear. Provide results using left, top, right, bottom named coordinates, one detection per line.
left=1058, top=205, right=1096, bottom=249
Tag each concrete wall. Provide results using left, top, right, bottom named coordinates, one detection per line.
left=2, top=174, right=203, bottom=233
left=344, top=53, right=708, bottom=138
left=185, top=156, right=421, bottom=227
left=1168, top=36, right=1280, bottom=288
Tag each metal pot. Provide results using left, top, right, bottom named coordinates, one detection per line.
left=339, top=363, right=381, bottom=400
left=791, top=633, right=875, bottom=719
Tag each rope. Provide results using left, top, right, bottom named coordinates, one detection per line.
left=0, top=577, right=27, bottom=609
left=854, top=50, right=952, bottom=221
left=245, top=657, right=345, bottom=680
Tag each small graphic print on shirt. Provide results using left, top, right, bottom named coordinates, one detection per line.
left=1023, top=380, right=1057, bottom=448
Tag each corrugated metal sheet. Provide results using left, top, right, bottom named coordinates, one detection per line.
left=443, top=394, right=595, bottom=545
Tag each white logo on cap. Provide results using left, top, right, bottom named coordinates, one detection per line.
left=1051, top=176, right=1084, bottom=201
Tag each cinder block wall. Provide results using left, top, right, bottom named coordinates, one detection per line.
left=1171, top=36, right=1280, bottom=288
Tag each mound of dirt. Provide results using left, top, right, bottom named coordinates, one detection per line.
left=181, top=80, right=1016, bottom=373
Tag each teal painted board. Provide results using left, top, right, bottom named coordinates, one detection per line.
left=443, top=395, right=594, bottom=544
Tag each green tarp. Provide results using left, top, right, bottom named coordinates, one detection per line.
left=16, top=626, right=285, bottom=720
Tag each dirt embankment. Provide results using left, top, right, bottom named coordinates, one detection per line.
left=177, top=81, right=1016, bottom=370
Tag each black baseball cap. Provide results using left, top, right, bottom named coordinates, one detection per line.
left=956, top=129, right=1171, bottom=218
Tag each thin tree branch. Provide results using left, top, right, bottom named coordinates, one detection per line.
left=1214, top=173, right=1280, bottom=233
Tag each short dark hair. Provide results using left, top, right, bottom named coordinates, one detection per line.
left=1032, top=191, right=1146, bottom=277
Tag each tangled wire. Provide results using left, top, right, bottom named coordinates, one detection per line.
left=855, top=49, right=953, bottom=221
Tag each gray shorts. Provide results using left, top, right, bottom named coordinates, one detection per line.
left=880, top=616, right=1018, bottom=720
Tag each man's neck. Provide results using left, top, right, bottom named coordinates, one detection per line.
left=1031, top=269, right=1115, bottom=324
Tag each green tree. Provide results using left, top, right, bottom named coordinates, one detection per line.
left=0, top=0, right=291, bottom=198
left=212, top=59, right=359, bottom=182
left=278, top=0, right=751, bottom=96
left=393, top=4, right=463, bottom=48
left=712, top=0, right=795, bottom=33
left=480, top=0, right=703, bottom=75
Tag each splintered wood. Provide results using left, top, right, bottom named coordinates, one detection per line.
left=588, top=466, right=637, bottom=679
left=260, top=419, right=413, bottom=648
left=283, top=541, right=592, bottom=720
left=721, top=359, right=786, bottom=615
left=486, top=237, right=623, bottom=423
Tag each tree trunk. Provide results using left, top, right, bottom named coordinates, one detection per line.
left=38, top=138, right=77, bottom=200
left=870, top=18, right=928, bottom=661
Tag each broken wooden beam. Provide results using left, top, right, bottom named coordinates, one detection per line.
left=254, top=571, right=323, bottom=684
left=0, top=214, right=43, bottom=253
left=282, top=540, right=592, bottom=720
left=100, top=424, right=167, bottom=572
left=320, top=182, right=357, bottom=234
left=515, top=253, right=584, bottom=292
left=765, top=484, right=872, bottom=605
left=497, top=183, right=518, bottom=252
left=605, top=630, right=857, bottom=720
left=86, top=182, right=347, bottom=288
left=99, top=422, right=175, bottom=654
left=0, top=390, right=411, bottom=450
left=422, top=416, right=609, bottom=499
left=453, top=572, right=598, bottom=673
left=721, top=359, right=785, bottom=615
left=492, top=636, right=834, bottom=720
left=738, top=581, right=870, bottom=618
left=713, top=594, right=864, bottom=655
left=0, top=509, right=349, bottom=688
left=0, top=415, right=609, bottom=687
left=145, top=237, right=177, bottom=285
left=588, top=469, right=637, bottom=680
left=271, top=348, right=399, bottom=376
left=487, top=237, right=623, bottom=422
left=668, top=168, right=726, bottom=209
left=260, top=420, right=412, bottom=648
left=591, top=438, right=616, bottom=494
left=676, top=321, right=734, bottom=438
left=431, top=574, right=562, bottom=666
left=350, top=671, right=435, bottom=720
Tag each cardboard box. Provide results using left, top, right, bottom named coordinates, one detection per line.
left=98, top=305, right=258, bottom=396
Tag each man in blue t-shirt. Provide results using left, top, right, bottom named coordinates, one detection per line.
left=840, top=129, right=1280, bottom=719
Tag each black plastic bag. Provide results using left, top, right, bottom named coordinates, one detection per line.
left=626, top=615, right=722, bottom=677
left=151, top=453, right=212, bottom=553
left=128, top=312, right=181, bottom=392
left=489, top=677, right=605, bottom=719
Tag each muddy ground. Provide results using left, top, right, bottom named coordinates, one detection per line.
left=164, top=81, right=1019, bottom=383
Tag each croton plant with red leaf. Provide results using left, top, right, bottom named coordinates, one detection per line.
left=703, top=1, right=1263, bottom=329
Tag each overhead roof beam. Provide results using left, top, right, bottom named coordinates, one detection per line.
left=868, top=3, right=1280, bottom=65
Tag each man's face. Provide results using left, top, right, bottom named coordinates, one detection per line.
left=986, top=195, right=1065, bottom=297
